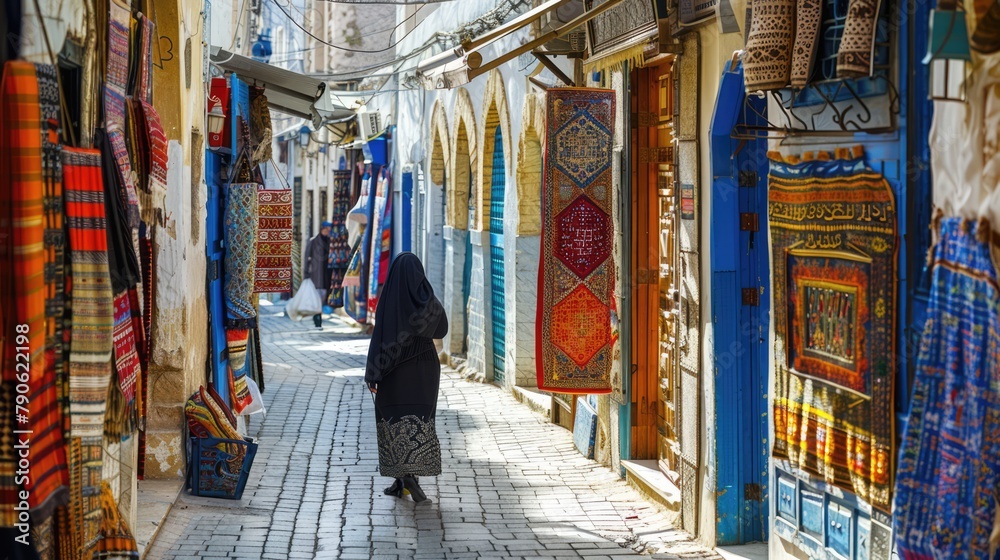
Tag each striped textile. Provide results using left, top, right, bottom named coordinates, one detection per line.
left=109, top=292, right=140, bottom=437
left=0, top=60, right=47, bottom=530
left=106, top=3, right=140, bottom=228
left=254, top=188, right=293, bottom=293
left=138, top=100, right=168, bottom=224
left=63, top=147, right=115, bottom=436
left=93, top=481, right=139, bottom=559
left=32, top=63, right=70, bottom=533
left=63, top=146, right=114, bottom=558
left=226, top=329, right=253, bottom=414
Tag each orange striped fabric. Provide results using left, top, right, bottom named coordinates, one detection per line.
left=0, top=60, right=46, bottom=528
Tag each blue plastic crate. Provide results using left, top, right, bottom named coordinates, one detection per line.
left=186, top=436, right=258, bottom=500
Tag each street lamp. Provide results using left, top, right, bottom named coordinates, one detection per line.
left=299, top=125, right=311, bottom=149
left=925, top=3, right=972, bottom=101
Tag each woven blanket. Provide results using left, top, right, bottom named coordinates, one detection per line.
left=744, top=0, right=796, bottom=91
left=63, top=147, right=113, bottom=558
left=33, top=64, right=70, bottom=529
left=254, top=188, right=293, bottom=293
left=138, top=100, right=167, bottom=224
left=225, top=182, right=259, bottom=324
left=63, top=147, right=115, bottom=435
left=893, top=218, right=1000, bottom=559
left=327, top=170, right=352, bottom=308
left=106, top=4, right=140, bottom=229
left=111, top=292, right=140, bottom=411
left=768, top=147, right=896, bottom=512
left=0, top=60, right=46, bottom=529
left=836, top=0, right=881, bottom=78
left=536, top=88, right=616, bottom=394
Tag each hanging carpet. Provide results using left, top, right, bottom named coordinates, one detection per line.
left=368, top=170, right=392, bottom=319
left=836, top=0, right=882, bottom=78
left=254, top=187, right=293, bottom=293
left=743, top=0, right=796, bottom=91
left=768, top=146, right=897, bottom=513
left=536, top=88, right=616, bottom=394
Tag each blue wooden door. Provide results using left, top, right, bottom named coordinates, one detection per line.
left=489, top=126, right=507, bottom=383
left=710, top=61, right=770, bottom=545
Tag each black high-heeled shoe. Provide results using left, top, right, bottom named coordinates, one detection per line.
left=401, top=475, right=426, bottom=502
left=383, top=478, right=404, bottom=498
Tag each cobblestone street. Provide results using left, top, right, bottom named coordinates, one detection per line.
left=145, top=308, right=719, bottom=560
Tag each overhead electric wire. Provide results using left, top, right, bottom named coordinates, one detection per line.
left=268, top=0, right=427, bottom=53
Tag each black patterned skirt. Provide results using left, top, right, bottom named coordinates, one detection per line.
left=374, top=349, right=442, bottom=478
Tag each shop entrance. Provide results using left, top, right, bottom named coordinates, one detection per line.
left=630, top=62, right=680, bottom=486
left=489, top=126, right=507, bottom=383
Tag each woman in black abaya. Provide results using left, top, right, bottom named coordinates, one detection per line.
left=365, top=253, right=448, bottom=502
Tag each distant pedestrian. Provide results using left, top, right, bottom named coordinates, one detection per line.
left=365, top=253, right=448, bottom=502
left=305, top=220, right=333, bottom=328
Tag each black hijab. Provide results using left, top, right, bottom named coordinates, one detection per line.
left=365, top=253, right=448, bottom=386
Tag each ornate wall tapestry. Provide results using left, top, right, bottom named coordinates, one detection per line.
left=327, top=170, right=352, bottom=308
left=537, top=88, right=616, bottom=394
left=585, top=0, right=657, bottom=57
left=768, top=146, right=897, bottom=512
left=254, top=188, right=293, bottom=293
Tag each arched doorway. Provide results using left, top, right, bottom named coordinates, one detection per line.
left=426, top=101, right=450, bottom=298
left=447, top=88, right=477, bottom=359
left=488, top=125, right=507, bottom=383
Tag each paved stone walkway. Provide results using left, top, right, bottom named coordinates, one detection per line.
left=146, top=308, right=719, bottom=560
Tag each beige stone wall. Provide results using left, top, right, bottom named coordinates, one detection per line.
left=429, top=100, right=451, bottom=187
left=145, top=0, right=210, bottom=479
left=449, top=88, right=478, bottom=230
left=515, top=93, right=545, bottom=236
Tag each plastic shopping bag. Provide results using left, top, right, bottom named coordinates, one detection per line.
left=285, top=278, right=322, bottom=321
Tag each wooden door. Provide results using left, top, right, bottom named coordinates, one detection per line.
left=630, top=62, right=677, bottom=461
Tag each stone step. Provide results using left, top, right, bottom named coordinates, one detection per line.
left=622, top=459, right=681, bottom=512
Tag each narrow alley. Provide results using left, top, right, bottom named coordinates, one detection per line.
left=145, top=310, right=717, bottom=560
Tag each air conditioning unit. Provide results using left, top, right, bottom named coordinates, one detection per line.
left=357, top=107, right=382, bottom=140
left=537, top=0, right=587, bottom=54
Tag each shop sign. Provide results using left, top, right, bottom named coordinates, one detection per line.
left=680, top=183, right=696, bottom=220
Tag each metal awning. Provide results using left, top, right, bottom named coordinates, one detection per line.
left=210, top=46, right=354, bottom=128
left=416, top=0, right=628, bottom=89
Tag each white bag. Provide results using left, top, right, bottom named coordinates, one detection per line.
left=285, top=278, right=322, bottom=321
left=241, top=377, right=267, bottom=416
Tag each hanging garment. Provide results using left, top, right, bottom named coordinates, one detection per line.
left=327, top=170, right=352, bottom=308
left=106, top=292, right=141, bottom=439
left=254, top=187, right=293, bottom=293
left=368, top=171, right=392, bottom=318
left=893, top=218, right=1000, bottom=559
left=366, top=254, right=448, bottom=478
left=62, top=146, right=115, bottom=559
left=343, top=237, right=367, bottom=323
left=537, top=88, right=616, bottom=394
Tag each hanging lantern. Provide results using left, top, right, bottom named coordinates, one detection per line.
left=207, top=77, right=229, bottom=149
left=299, top=125, right=311, bottom=149
left=924, top=6, right=972, bottom=101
